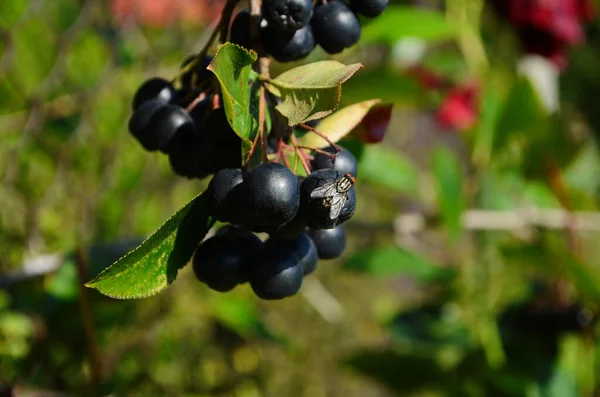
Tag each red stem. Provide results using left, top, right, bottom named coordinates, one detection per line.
left=299, top=123, right=340, bottom=151
left=290, top=133, right=312, bottom=175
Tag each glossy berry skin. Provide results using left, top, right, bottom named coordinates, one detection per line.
left=311, top=1, right=361, bottom=54
left=132, top=77, right=178, bottom=110
left=262, top=0, right=313, bottom=33
left=242, top=162, right=300, bottom=230
left=205, top=108, right=242, bottom=169
left=350, top=0, right=388, bottom=18
left=207, top=168, right=244, bottom=222
left=268, top=233, right=319, bottom=275
left=193, top=236, right=254, bottom=292
left=230, top=9, right=252, bottom=49
left=307, top=225, right=346, bottom=260
left=149, top=104, right=195, bottom=153
left=262, top=25, right=316, bottom=63
left=300, top=169, right=357, bottom=229
left=250, top=245, right=303, bottom=299
left=128, top=99, right=166, bottom=151
left=311, top=146, right=358, bottom=177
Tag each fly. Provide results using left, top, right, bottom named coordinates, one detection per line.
left=310, top=173, right=356, bottom=219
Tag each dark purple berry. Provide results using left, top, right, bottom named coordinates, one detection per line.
left=193, top=236, right=252, bottom=292
left=132, top=77, right=178, bottom=110
left=262, top=25, right=316, bottom=63
left=249, top=245, right=303, bottom=299
left=311, top=146, right=358, bottom=177
left=307, top=225, right=346, bottom=259
left=311, top=1, right=361, bottom=54
left=207, top=168, right=244, bottom=223
left=261, top=0, right=313, bottom=33
left=349, top=0, right=388, bottom=18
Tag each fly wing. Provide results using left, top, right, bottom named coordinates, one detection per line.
left=328, top=193, right=347, bottom=219
left=310, top=182, right=337, bottom=199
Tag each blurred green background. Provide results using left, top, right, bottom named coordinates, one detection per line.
left=2, top=0, right=600, bottom=396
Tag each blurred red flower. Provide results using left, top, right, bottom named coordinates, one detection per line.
left=491, top=0, right=595, bottom=70
left=436, top=83, right=479, bottom=131
left=111, top=0, right=224, bottom=26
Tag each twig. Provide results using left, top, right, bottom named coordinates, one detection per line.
left=301, top=278, right=344, bottom=324
left=299, top=123, right=339, bottom=150
left=290, top=133, right=312, bottom=174
left=74, top=244, right=102, bottom=387
left=393, top=208, right=600, bottom=235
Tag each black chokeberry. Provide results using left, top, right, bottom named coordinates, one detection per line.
left=300, top=169, right=357, bottom=229
left=261, top=0, right=313, bottom=33
left=267, top=233, right=318, bottom=275
left=242, top=162, right=300, bottom=230
left=128, top=99, right=166, bottom=151
left=193, top=236, right=254, bottom=292
left=249, top=245, right=303, bottom=299
left=311, top=146, right=358, bottom=177
left=148, top=104, right=195, bottom=153
left=230, top=9, right=252, bottom=49
left=207, top=168, right=244, bottom=222
left=262, top=25, right=316, bottom=63
left=132, top=77, right=178, bottom=110
left=307, top=225, right=346, bottom=259
left=311, top=1, right=361, bottom=54
left=167, top=128, right=210, bottom=179
left=349, top=0, right=388, bottom=18
left=205, top=108, right=242, bottom=169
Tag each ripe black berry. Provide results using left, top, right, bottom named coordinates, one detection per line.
left=205, top=108, right=242, bottom=169
left=300, top=169, right=357, bottom=229
left=311, top=1, right=361, bottom=54
left=262, top=25, right=316, bottom=63
left=207, top=168, right=244, bottom=222
left=128, top=99, right=166, bottom=151
left=193, top=236, right=255, bottom=292
left=267, top=233, right=318, bottom=275
left=311, top=146, right=358, bottom=177
left=230, top=9, right=252, bottom=49
left=242, top=162, right=300, bottom=230
left=249, top=245, right=303, bottom=299
left=307, top=225, right=346, bottom=259
left=349, top=0, right=388, bottom=18
left=148, top=104, right=195, bottom=153
left=132, top=77, right=178, bottom=110
left=261, top=0, right=313, bottom=33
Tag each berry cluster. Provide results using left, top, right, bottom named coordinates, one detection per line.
left=128, top=56, right=247, bottom=179
left=230, top=0, right=388, bottom=62
left=194, top=146, right=357, bottom=300
left=491, top=0, right=595, bottom=70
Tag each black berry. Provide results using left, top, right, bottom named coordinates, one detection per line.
left=307, top=225, right=346, bottom=259
left=242, top=162, right=301, bottom=230
left=300, top=169, right=357, bottom=229
left=132, top=77, right=178, bottom=110
left=205, top=108, right=242, bottom=169
left=207, top=168, right=244, bottom=222
left=148, top=104, right=195, bottom=153
left=261, top=0, right=313, bottom=33
left=193, top=236, right=254, bottom=292
left=311, top=146, right=358, bottom=177
left=128, top=99, right=166, bottom=151
left=349, top=0, right=388, bottom=18
left=262, top=25, right=316, bottom=63
left=230, top=9, right=252, bottom=49
left=311, top=1, right=361, bottom=54
left=267, top=233, right=318, bottom=275
left=249, top=245, right=303, bottom=299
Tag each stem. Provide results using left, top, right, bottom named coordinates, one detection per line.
left=258, top=86, right=268, bottom=161
left=299, top=146, right=335, bottom=159
left=185, top=92, right=207, bottom=113
left=244, top=130, right=262, bottom=167
left=173, top=0, right=240, bottom=87
left=74, top=244, right=102, bottom=387
left=299, top=123, right=339, bottom=150
left=290, top=133, right=312, bottom=174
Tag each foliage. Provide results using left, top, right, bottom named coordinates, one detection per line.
left=1, top=0, right=600, bottom=396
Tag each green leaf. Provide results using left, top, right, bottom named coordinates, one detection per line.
left=86, top=193, right=215, bottom=299
left=357, top=145, right=419, bottom=194
left=267, top=61, right=362, bottom=126
left=296, top=99, right=381, bottom=147
left=0, top=0, right=28, bottom=29
left=344, top=246, right=450, bottom=282
left=208, top=43, right=259, bottom=149
left=361, top=6, right=456, bottom=44
left=432, top=147, right=464, bottom=239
